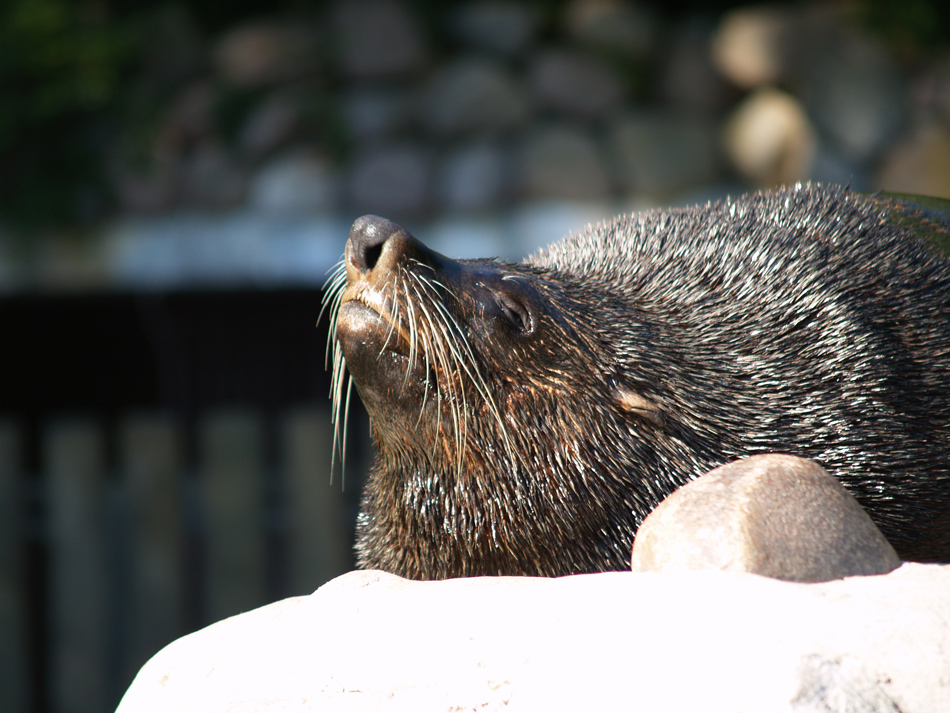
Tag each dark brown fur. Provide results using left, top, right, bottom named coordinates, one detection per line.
left=328, top=184, right=950, bottom=579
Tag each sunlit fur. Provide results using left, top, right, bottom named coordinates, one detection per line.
left=326, top=184, right=950, bottom=579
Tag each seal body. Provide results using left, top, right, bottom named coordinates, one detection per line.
left=329, top=184, right=950, bottom=579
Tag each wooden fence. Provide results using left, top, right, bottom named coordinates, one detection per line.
left=0, top=406, right=366, bottom=713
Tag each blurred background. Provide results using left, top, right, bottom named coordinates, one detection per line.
left=1, top=1, right=948, bottom=711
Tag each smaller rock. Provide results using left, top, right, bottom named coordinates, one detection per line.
left=449, top=2, right=539, bottom=57
left=517, top=125, right=612, bottom=201
left=248, top=149, right=338, bottom=213
left=331, top=0, right=426, bottom=80
left=722, top=88, right=816, bottom=187
left=347, top=143, right=433, bottom=218
left=421, top=57, right=530, bottom=137
left=528, top=49, right=624, bottom=120
left=564, top=0, right=656, bottom=59
left=876, top=123, right=950, bottom=199
left=711, top=6, right=794, bottom=88
left=436, top=140, right=511, bottom=212
left=631, top=454, right=901, bottom=583
left=213, top=21, right=320, bottom=88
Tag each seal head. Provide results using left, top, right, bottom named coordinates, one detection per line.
left=333, top=215, right=676, bottom=578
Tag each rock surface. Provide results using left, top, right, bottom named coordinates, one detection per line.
left=631, top=454, right=901, bottom=582
left=118, top=564, right=950, bottom=712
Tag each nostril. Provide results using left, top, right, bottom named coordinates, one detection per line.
left=364, top=241, right=384, bottom=271
left=349, top=214, right=401, bottom=272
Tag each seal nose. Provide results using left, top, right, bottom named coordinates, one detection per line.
left=346, top=215, right=446, bottom=280
left=348, top=215, right=406, bottom=272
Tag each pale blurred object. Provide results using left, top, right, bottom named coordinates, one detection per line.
left=712, top=6, right=792, bottom=88
left=723, top=88, right=816, bottom=186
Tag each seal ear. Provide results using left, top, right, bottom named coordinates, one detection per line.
left=614, top=386, right=665, bottom=428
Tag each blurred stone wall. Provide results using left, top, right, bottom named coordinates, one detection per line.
left=4, top=0, right=950, bottom=288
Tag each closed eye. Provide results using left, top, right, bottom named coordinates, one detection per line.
left=495, top=291, right=533, bottom=335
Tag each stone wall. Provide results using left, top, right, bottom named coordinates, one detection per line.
left=4, top=0, right=950, bottom=288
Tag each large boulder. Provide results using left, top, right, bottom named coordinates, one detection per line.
left=118, top=563, right=950, bottom=711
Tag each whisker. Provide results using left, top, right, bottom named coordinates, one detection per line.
left=379, top=273, right=400, bottom=357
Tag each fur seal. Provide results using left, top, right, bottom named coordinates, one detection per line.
left=326, top=184, right=950, bottom=579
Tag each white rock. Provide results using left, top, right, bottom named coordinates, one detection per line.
left=118, top=564, right=950, bottom=712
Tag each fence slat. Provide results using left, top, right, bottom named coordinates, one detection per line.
left=119, top=414, right=184, bottom=684
left=0, top=420, right=28, bottom=713
left=200, top=410, right=265, bottom=623
left=46, top=419, right=109, bottom=713
left=283, top=408, right=350, bottom=595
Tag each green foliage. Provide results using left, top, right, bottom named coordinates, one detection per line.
left=0, top=0, right=139, bottom=230
left=854, top=0, right=950, bottom=51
